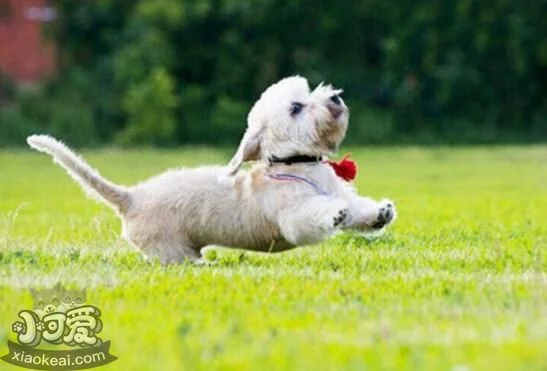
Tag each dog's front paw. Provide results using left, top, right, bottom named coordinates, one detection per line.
left=333, top=208, right=349, bottom=227
left=371, top=200, right=396, bottom=229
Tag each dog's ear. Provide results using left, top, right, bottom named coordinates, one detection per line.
left=227, top=127, right=262, bottom=175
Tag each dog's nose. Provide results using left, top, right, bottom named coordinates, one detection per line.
left=327, top=102, right=344, bottom=119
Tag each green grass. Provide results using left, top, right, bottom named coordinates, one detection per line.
left=1, top=146, right=546, bottom=371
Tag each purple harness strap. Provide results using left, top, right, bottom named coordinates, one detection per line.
left=266, top=173, right=329, bottom=196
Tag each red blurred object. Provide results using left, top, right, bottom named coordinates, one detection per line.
left=326, top=153, right=357, bottom=182
left=0, top=0, right=56, bottom=82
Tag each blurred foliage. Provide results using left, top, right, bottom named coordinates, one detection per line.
left=118, top=67, right=177, bottom=145
left=1, top=0, right=547, bottom=146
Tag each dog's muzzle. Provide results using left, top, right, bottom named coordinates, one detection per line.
left=327, top=95, right=345, bottom=119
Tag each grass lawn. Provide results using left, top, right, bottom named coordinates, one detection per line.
left=0, top=146, right=546, bottom=370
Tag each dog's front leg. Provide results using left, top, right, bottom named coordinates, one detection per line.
left=343, top=194, right=397, bottom=232
left=277, top=196, right=349, bottom=246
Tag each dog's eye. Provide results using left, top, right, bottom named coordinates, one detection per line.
left=290, top=102, right=304, bottom=116
left=330, top=95, right=342, bottom=105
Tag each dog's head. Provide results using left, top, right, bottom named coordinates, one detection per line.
left=228, top=76, right=349, bottom=175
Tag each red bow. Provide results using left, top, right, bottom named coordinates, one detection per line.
left=326, top=153, right=357, bottom=182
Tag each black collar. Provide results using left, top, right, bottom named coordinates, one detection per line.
left=268, top=154, right=322, bottom=165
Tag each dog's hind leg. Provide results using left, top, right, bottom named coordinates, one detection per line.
left=124, top=226, right=202, bottom=265
left=141, top=242, right=202, bottom=265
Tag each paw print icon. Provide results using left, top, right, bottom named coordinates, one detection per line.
left=12, top=321, right=25, bottom=334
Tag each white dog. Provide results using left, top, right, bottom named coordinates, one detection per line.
left=27, top=76, right=396, bottom=264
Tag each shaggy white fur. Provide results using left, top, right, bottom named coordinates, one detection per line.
left=27, top=76, right=396, bottom=264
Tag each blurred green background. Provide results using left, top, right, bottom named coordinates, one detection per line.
left=1, top=0, right=546, bottom=147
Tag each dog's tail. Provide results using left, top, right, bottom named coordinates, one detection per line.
left=27, top=134, right=130, bottom=213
